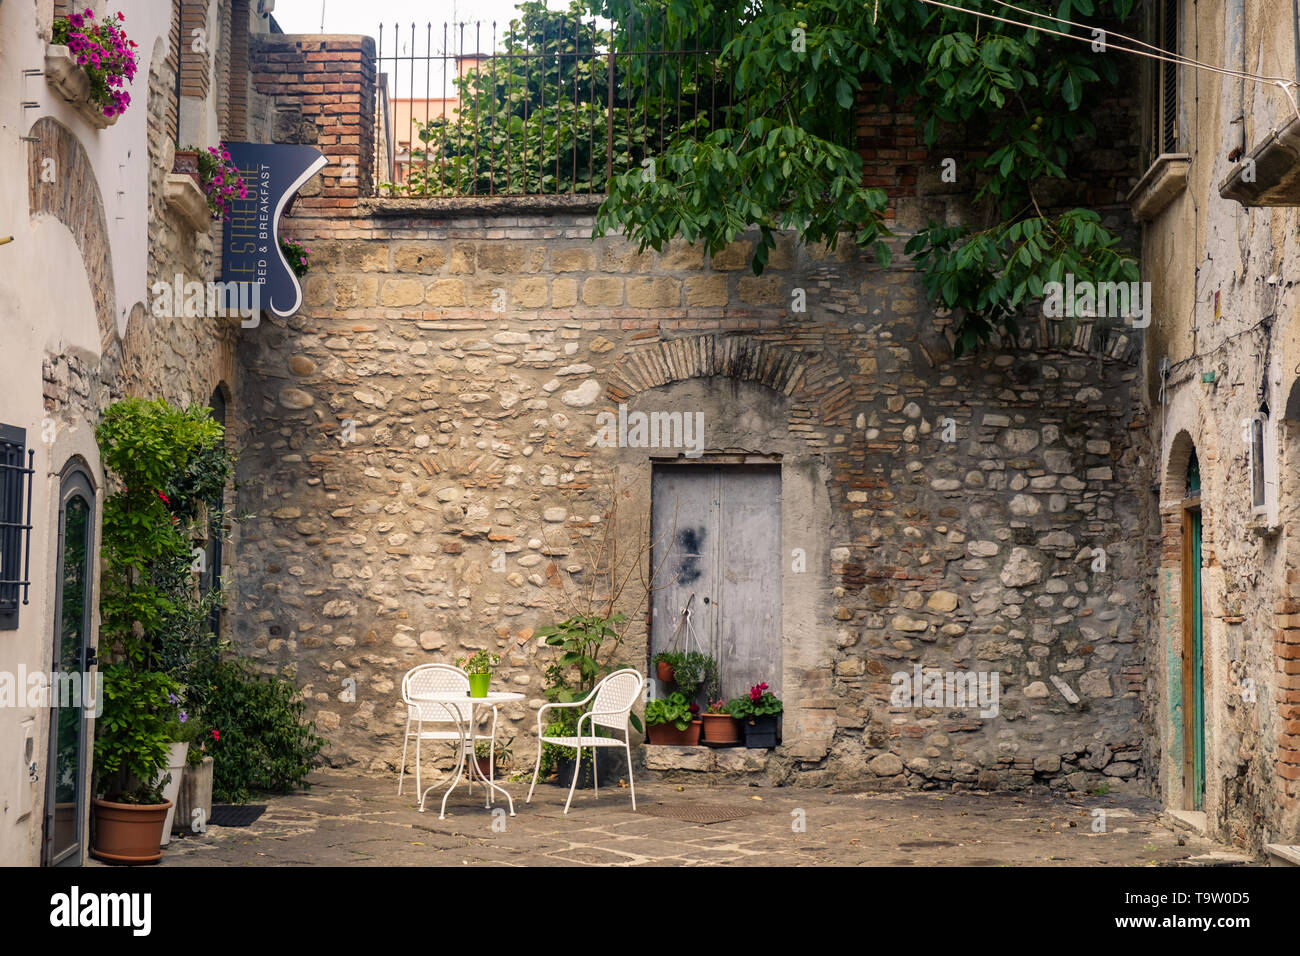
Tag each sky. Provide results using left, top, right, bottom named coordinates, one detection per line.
left=272, top=0, right=581, bottom=99
left=272, top=0, right=561, bottom=51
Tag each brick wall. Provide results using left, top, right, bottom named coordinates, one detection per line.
left=249, top=34, right=376, bottom=207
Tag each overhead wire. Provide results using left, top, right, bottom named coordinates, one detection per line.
left=914, top=0, right=1300, bottom=119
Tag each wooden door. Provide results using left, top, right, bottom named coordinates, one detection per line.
left=1181, top=505, right=1205, bottom=810
left=650, top=465, right=782, bottom=701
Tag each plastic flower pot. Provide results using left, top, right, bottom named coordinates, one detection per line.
left=468, top=673, right=490, bottom=697
left=743, top=714, right=779, bottom=749
left=550, top=748, right=625, bottom=788
left=701, top=713, right=742, bottom=746
left=90, top=799, right=173, bottom=865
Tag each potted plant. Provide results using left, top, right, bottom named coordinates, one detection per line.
left=91, top=666, right=181, bottom=864
left=701, top=697, right=742, bottom=745
left=196, top=144, right=249, bottom=220
left=645, top=691, right=702, bottom=746
left=156, top=692, right=197, bottom=846
left=472, top=736, right=514, bottom=778
left=669, top=651, right=717, bottom=706
left=456, top=649, right=500, bottom=697
left=653, top=650, right=681, bottom=684
left=727, top=682, right=783, bottom=749
left=49, top=9, right=139, bottom=125
left=173, top=147, right=201, bottom=185
left=280, top=237, right=311, bottom=278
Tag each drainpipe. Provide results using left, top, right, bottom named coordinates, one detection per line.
left=1294, top=0, right=1300, bottom=84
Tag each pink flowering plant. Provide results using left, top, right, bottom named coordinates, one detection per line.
left=52, top=9, right=139, bottom=119
left=195, top=144, right=249, bottom=220
left=725, top=681, right=783, bottom=721
left=279, top=237, right=311, bottom=278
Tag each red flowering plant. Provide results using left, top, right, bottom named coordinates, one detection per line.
left=725, top=681, right=783, bottom=722
left=52, top=9, right=139, bottom=119
left=195, top=144, right=249, bottom=219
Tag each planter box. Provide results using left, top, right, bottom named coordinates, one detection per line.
left=742, top=714, right=780, bottom=749
left=173, top=756, right=214, bottom=834
left=44, top=45, right=117, bottom=129
left=165, top=173, right=212, bottom=233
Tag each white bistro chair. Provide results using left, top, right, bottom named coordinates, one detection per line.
left=398, top=663, right=498, bottom=798
left=526, top=667, right=646, bottom=814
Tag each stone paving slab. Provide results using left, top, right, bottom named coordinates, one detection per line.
left=150, top=769, right=1258, bottom=867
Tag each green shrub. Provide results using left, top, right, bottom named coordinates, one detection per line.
left=187, top=658, right=325, bottom=803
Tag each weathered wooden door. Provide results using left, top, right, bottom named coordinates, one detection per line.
left=650, top=464, right=781, bottom=700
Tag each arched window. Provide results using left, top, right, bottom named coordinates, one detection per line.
left=1185, top=448, right=1200, bottom=496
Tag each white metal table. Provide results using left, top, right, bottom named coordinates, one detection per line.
left=413, top=690, right=524, bottom=819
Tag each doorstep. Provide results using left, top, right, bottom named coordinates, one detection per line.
left=1163, top=809, right=1208, bottom=835
left=1263, top=843, right=1300, bottom=866
left=642, top=745, right=771, bottom=776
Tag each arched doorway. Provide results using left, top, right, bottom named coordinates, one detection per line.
left=42, top=464, right=95, bottom=866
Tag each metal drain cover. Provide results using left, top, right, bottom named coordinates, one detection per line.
left=639, top=803, right=754, bottom=824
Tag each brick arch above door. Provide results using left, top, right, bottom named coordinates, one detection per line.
left=602, top=333, right=851, bottom=424
left=26, top=116, right=118, bottom=354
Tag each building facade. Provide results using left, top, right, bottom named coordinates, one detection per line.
left=0, top=0, right=277, bottom=866
left=1132, top=0, right=1300, bottom=850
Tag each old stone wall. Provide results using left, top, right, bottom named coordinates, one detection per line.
left=230, top=197, right=1151, bottom=793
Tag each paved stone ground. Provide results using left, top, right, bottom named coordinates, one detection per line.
left=152, top=769, right=1257, bottom=866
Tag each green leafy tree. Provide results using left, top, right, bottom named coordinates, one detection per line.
left=591, top=0, right=1141, bottom=351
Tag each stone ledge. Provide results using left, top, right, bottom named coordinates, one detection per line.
left=164, top=174, right=212, bottom=234
left=642, top=745, right=771, bottom=773
left=44, top=45, right=116, bottom=130
left=1264, top=843, right=1300, bottom=866
left=1220, top=114, right=1300, bottom=206
left=360, top=194, right=605, bottom=219
left=1127, top=153, right=1189, bottom=221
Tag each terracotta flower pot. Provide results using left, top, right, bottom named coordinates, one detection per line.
left=173, top=149, right=200, bottom=186
left=656, top=661, right=675, bottom=683
left=701, top=713, right=742, bottom=745
left=646, top=718, right=703, bottom=746
left=90, top=798, right=173, bottom=865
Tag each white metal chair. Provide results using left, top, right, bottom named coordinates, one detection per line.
left=526, top=667, right=646, bottom=813
left=398, top=663, right=498, bottom=800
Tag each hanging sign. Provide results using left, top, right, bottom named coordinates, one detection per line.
left=220, top=142, right=329, bottom=318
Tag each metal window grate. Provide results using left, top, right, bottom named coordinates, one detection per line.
left=0, top=424, right=35, bottom=630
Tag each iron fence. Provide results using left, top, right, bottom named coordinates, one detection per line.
left=374, top=15, right=736, bottom=197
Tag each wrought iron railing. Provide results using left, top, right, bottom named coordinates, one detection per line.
left=0, top=424, right=35, bottom=630
left=374, top=14, right=735, bottom=197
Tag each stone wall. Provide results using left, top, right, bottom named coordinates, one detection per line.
left=231, top=198, right=1151, bottom=792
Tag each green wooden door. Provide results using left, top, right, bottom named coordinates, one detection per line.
left=1190, top=509, right=1205, bottom=810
